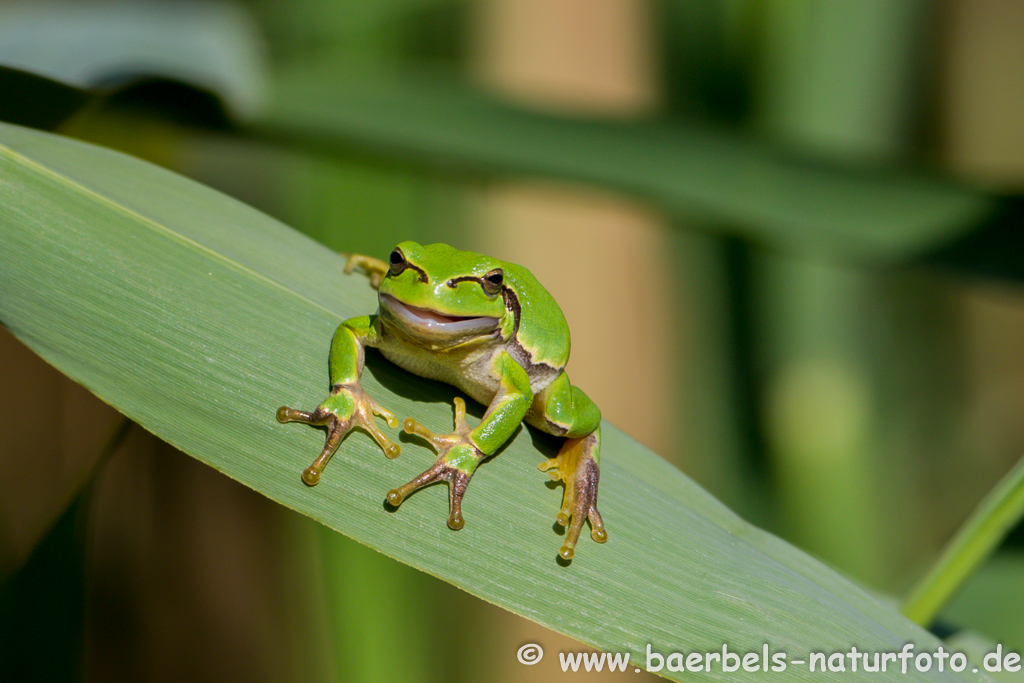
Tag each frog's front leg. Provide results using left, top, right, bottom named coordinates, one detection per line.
left=386, top=351, right=532, bottom=530
left=533, top=372, right=607, bottom=560
left=277, top=315, right=400, bottom=485
left=342, top=253, right=389, bottom=289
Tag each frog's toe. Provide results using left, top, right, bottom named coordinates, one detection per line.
left=369, top=398, right=398, bottom=428
left=447, top=506, right=465, bottom=531
left=402, top=398, right=471, bottom=452
left=277, top=406, right=312, bottom=424
left=445, top=469, right=471, bottom=530
left=296, top=409, right=348, bottom=487
left=590, top=509, right=608, bottom=543
left=278, top=384, right=403, bottom=485
left=557, top=492, right=604, bottom=560
left=343, top=253, right=389, bottom=289
left=359, top=412, right=401, bottom=459
left=402, top=417, right=443, bottom=448
left=387, top=460, right=442, bottom=507
left=386, top=451, right=475, bottom=531
left=543, top=433, right=605, bottom=560
left=538, top=456, right=563, bottom=478
left=276, top=404, right=342, bottom=485
left=552, top=484, right=575, bottom=527
left=389, top=400, right=482, bottom=529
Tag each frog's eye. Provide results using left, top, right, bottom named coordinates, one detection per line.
left=481, top=269, right=504, bottom=295
left=388, top=248, right=406, bottom=277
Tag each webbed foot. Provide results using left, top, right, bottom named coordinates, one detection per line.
left=386, top=398, right=483, bottom=530
left=277, top=383, right=400, bottom=486
left=539, top=431, right=606, bottom=560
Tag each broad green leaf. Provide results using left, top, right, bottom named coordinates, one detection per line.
left=0, top=1, right=266, bottom=124
left=0, top=122, right=992, bottom=682
left=944, top=631, right=1024, bottom=683
left=256, top=67, right=998, bottom=263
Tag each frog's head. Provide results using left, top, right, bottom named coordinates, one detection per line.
left=377, top=241, right=512, bottom=348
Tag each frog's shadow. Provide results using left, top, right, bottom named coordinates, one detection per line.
left=365, top=349, right=563, bottom=452
left=364, top=349, right=463, bottom=410
left=366, top=350, right=572, bottom=550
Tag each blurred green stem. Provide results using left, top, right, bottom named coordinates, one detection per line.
left=902, top=454, right=1024, bottom=627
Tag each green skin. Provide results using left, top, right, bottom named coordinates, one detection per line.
left=277, top=241, right=607, bottom=561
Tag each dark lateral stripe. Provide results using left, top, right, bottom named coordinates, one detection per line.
left=501, top=286, right=522, bottom=339
left=501, top=287, right=560, bottom=384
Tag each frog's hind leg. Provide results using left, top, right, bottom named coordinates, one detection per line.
left=532, top=373, right=607, bottom=560
left=540, top=428, right=606, bottom=560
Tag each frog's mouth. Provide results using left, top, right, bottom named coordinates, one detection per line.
left=380, top=294, right=499, bottom=337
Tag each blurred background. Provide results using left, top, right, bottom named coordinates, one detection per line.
left=1, top=0, right=1023, bottom=681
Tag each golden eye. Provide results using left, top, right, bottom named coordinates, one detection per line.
left=389, top=248, right=406, bottom=276
left=482, top=268, right=504, bottom=295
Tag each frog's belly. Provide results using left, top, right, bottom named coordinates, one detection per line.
left=378, top=345, right=500, bottom=406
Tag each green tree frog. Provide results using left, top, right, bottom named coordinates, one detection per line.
left=277, top=242, right=607, bottom=560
